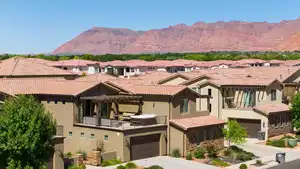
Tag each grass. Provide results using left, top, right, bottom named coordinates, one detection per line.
left=101, top=158, right=122, bottom=167
left=211, top=159, right=230, bottom=167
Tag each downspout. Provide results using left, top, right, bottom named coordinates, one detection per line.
left=168, top=96, right=172, bottom=156
left=183, top=131, right=185, bottom=157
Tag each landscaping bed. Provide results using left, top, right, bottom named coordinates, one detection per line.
left=173, top=145, right=257, bottom=167
left=266, top=134, right=300, bottom=148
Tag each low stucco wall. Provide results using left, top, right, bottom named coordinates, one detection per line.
left=170, top=126, right=185, bottom=157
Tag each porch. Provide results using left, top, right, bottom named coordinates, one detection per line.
left=75, top=95, right=167, bottom=130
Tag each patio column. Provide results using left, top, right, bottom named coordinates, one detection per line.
left=137, top=98, right=143, bottom=115
left=95, top=102, right=99, bottom=125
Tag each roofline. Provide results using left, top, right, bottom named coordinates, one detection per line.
left=180, top=75, right=212, bottom=85
left=157, top=73, right=190, bottom=84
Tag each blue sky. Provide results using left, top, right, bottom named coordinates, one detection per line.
left=0, top=0, right=299, bottom=54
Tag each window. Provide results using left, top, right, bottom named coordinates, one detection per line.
left=91, top=134, right=95, bottom=140
left=62, top=100, right=66, bottom=104
left=54, top=100, right=58, bottom=104
left=80, top=132, right=84, bottom=138
left=208, top=103, right=212, bottom=112
left=271, top=89, right=276, bottom=101
left=68, top=132, right=73, bottom=137
left=208, top=89, right=212, bottom=97
left=47, top=100, right=50, bottom=104
left=275, top=116, right=281, bottom=127
left=104, top=135, right=108, bottom=141
left=180, top=99, right=189, bottom=113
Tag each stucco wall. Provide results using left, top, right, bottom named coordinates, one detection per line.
left=199, top=84, right=220, bottom=117
left=170, top=126, right=185, bottom=157
left=160, top=77, right=187, bottom=85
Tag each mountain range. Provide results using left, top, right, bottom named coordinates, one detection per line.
left=53, top=19, right=300, bottom=54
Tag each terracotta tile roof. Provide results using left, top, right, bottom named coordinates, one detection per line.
left=0, top=57, right=76, bottom=77
left=170, top=116, right=225, bottom=130
left=51, top=59, right=99, bottom=67
left=0, top=78, right=100, bottom=96
left=208, top=78, right=281, bottom=87
left=106, top=81, right=187, bottom=96
left=25, top=58, right=55, bottom=65
left=75, top=73, right=117, bottom=82
left=129, top=71, right=173, bottom=84
left=254, top=103, right=290, bottom=115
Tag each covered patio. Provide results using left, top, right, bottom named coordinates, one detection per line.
left=75, top=95, right=166, bottom=129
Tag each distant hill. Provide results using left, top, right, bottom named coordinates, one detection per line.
left=53, top=19, right=300, bottom=54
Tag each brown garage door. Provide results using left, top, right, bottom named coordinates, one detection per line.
left=232, top=118, right=261, bottom=138
left=130, top=134, right=160, bottom=161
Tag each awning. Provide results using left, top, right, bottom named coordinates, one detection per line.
left=170, top=116, right=225, bottom=130
left=80, top=95, right=142, bottom=102
left=253, top=103, right=290, bottom=115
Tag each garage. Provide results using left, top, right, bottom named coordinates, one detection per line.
left=130, top=134, right=160, bottom=161
left=231, top=118, right=261, bottom=138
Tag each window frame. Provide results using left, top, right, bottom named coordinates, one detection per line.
left=180, top=98, right=189, bottom=114
left=271, top=89, right=276, bottom=101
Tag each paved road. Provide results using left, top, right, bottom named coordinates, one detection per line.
left=268, top=159, right=300, bottom=169
left=87, top=156, right=219, bottom=169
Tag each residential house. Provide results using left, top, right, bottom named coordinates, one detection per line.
left=51, top=59, right=100, bottom=74
left=0, top=57, right=78, bottom=79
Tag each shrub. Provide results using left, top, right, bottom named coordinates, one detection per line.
left=125, top=162, right=137, bottom=169
left=269, top=139, right=286, bottom=147
left=206, top=145, right=219, bottom=158
left=102, top=158, right=122, bottom=167
left=194, top=147, right=205, bottom=159
left=186, top=152, right=193, bottom=160
left=281, top=135, right=295, bottom=140
left=236, top=153, right=252, bottom=161
left=64, top=152, right=73, bottom=159
left=256, top=160, right=262, bottom=165
left=75, top=150, right=87, bottom=160
left=144, top=165, right=164, bottom=169
left=239, top=164, right=248, bottom=169
left=224, top=148, right=232, bottom=156
left=117, top=165, right=126, bottom=169
left=68, top=165, right=86, bottom=169
left=211, top=159, right=230, bottom=167
left=171, top=149, right=181, bottom=158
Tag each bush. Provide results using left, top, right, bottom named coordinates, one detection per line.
left=64, top=152, right=73, bottom=159
left=68, top=165, right=86, bottom=169
left=125, top=162, right=137, bottom=169
left=256, top=160, right=262, bottom=165
left=281, top=135, right=295, bottom=139
left=75, top=150, right=87, bottom=160
left=268, top=139, right=286, bottom=147
left=171, top=149, right=181, bottom=158
left=117, top=165, right=126, bottom=169
left=144, top=165, right=164, bottom=169
left=186, top=152, right=193, bottom=160
left=236, top=153, right=252, bottom=161
left=224, top=148, right=232, bottom=156
left=194, top=147, right=205, bottom=159
left=206, top=145, right=219, bottom=158
left=239, top=164, right=248, bottom=169
left=211, top=159, right=230, bottom=167
left=102, top=158, right=122, bottom=167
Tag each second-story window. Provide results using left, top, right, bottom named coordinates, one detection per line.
left=180, top=99, right=189, bottom=113
left=271, top=89, right=276, bottom=101
left=208, top=89, right=212, bottom=97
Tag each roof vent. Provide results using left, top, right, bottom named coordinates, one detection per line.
left=280, top=74, right=282, bottom=79
left=246, top=74, right=252, bottom=78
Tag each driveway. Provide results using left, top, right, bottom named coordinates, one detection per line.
left=87, top=156, right=219, bottom=169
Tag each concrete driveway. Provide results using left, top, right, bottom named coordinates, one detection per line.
left=87, top=156, right=219, bottom=169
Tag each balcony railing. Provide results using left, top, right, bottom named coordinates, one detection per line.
left=56, top=125, right=64, bottom=137
left=78, top=115, right=167, bottom=129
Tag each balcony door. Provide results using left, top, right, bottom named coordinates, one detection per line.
left=100, top=103, right=109, bottom=118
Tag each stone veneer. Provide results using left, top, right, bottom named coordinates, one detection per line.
left=185, top=126, right=224, bottom=154
left=268, top=113, right=293, bottom=138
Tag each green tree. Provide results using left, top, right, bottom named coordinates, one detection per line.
left=0, top=95, right=56, bottom=169
left=291, top=93, right=300, bottom=130
left=59, top=55, right=70, bottom=60
left=73, top=55, right=81, bottom=59
left=223, top=120, right=247, bottom=146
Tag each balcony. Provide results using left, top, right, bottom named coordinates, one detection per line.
left=76, top=115, right=167, bottom=130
